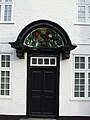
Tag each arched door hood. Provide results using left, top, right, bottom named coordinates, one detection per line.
left=9, top=20, right=77, bottom=59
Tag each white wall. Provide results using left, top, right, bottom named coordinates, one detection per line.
left=0, top=0, right=90, bottom=116
left=0, top=44, right=27, bottom=115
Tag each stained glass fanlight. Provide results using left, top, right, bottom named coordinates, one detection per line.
left=23, top=27, right=64, bottom=48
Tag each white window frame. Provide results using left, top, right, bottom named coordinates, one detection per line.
left=76, top=0, right=90, bottom=23
left=73, top=55, right=90, bottom=100
left=0, top=0, right=14, bottom=23
left=30, top=57, right=57, bottom=66
left=0, top=54, right=12, bottom=97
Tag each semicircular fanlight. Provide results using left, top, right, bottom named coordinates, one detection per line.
left=23, top=27, right=64, bottom=48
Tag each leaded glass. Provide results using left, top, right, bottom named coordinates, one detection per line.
left=24, top=27, right=64, bottom=48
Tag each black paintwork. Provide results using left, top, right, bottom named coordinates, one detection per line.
left=9, top=20, right=76, bottom=59
left=27, top=54, right=59, bottom=119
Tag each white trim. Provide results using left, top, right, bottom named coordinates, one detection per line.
left=72, top=54, right=90, bottom=100
left=30, top=57, right=57, bottom=66
left=76, top=0, right=90, bottom=23
left=0, top=54, right=12, bottom=97
left=0, top=0, right=14, bottom=23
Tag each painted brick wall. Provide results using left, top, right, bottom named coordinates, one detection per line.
left=0, top=0, right=90, bottom=117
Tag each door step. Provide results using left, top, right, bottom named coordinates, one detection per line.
left=20, top=118, right=56, bottom=120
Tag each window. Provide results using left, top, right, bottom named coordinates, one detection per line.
left=0, top=54, right=11, bottom=96
left=74, top=55, right=90, bottom=98
left=30, top=57, right=56, bottom=66
left=0, top=0, right=14, bottom=22
left=77, top=0, right=90, bottom=23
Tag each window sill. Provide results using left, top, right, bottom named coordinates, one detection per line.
left=74, top=22, right=90, bottom=26
left=0, top=95, right=13, bottom=100
left=0, top=21, right=15, bottom=24
left=70, top=98, right=90, bottom=102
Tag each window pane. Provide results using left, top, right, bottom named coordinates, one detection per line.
left=1, top=90, right=4, bottom=95
left=75, top=57, right=85, bottom=69
left=75, top=85, right=79, bottom=90
left=75, top=79, right=79, bottom=84
left=5, top=0, right=12, bottom=2
left=74, top=72, right=85, bottom=97
left=78, top=6, right=85, bottom=22
left=6, top=55, right=10, bottom=61
left=80, top=73, right=85, bottom=78
left=44, top=58, right=49, bottom=64
left=80, top=92, right=84, bottom=97
left=80, top=85, right=85, bottom=90
left=74, top=92, right=79, bottom=97
left=80, top=79, right=85, bottom=84
left=4, top=5, right=12, bottom=21
left=32, top=58, right=37, bottom=64
left=75, top=73, right=79, bottom=78
left=0, top=5, right=1, bottom=21
left=78, top=0, right=85, bottom=3
left=75, top=57, right=79, bottom=62
left=38, top=58, right=43, bottom=64
left=50, top=58, right=55, bottom=65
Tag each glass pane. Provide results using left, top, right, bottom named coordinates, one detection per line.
left=6, top=62, right=10, bottom=67
left=80, top=57, right=85, bottom=62
left=78, top=6, right=85, bottom=22
left=80, top=86, right=85, bottom=90
left=4, top=5, right=12, bottom=21
left=80, top=73, right=85, bottom=78
left=1, top=90, right=4, bottom=95
left=5, top=0, right=12, bottom=2
left=88, top=85, right=90, bottom=91
left=74, top=92, right=79, bottom=97
left=78, top=0, right=85, bottom=3
left=75, top=57, right=79, bottom=62
left=80, top=63, right=85, bottom=69
left=6, top=78, right=9, bottom=83
left=50, top=58, right=55, bottom=65
left=6, top=71, right=10, bottom=76
left=88, top=57, right=90, bottom=62
left=88, top=63, right=90, bottom=69
left=6, top=84, right=9, bottom=89
left=1, top=84, right=5, bottom=89
left=1, top=55, right=5, bottom=61
left=38, top=58, right=43, bottom=64
left=88, top=79, right=90, bottom=84
left=44, top=58, right=49, bottom=64
left=1, top=71, right=5, bottom=76
left=1, top=77, right=5, bottom=83
left=80, top=92, right=84, bottom=97
left=75, top=63, right=79, bottom=69
left=1, top=62, right=5, bottom=67
left=88, top=92, right=90, bottom=97
left=75, top=85, right=79, bottom=90
left=32, top=58, right=37, bottom=64
left=6, top=90, right=9, bottom=95
left=75, top=79, right=79, bottom=84
left=80, top=79, right=85, bottom=84
left=6, top=55, right=10, bottom=61
left=88, top=73, right=90, bottom=78
left=75, top=73, right=79, bottom=78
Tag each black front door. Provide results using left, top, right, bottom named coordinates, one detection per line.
left=27, top=56, right=59, bottom=118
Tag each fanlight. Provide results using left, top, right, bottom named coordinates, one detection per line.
left=23, top=27, right=64, bottom=48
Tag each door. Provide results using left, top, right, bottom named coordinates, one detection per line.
left=27, top=56, right=59, bottom=118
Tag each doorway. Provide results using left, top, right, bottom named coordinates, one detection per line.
left=27, top=55, right=59, bottom=118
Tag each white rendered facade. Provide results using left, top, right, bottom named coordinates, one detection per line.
left=0, top=0, right=90, bottom=118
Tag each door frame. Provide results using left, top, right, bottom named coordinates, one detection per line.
left=27, top=53, right=60, bottom=119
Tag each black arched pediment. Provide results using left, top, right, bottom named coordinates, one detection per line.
left=9, top=20, right=77, bottom=59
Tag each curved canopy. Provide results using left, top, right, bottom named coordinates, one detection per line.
left=9, top=20, right=77, bottom=59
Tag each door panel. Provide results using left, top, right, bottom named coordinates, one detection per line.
left=44, top=71, right=55, bottom=92
left=32, top=71, right=42, bottom=91
left=29, top=67, right=58, bottom=117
